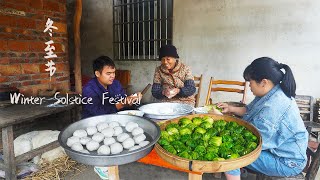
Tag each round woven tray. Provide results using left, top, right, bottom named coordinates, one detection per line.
left=155, top=114, right=262, bottom=173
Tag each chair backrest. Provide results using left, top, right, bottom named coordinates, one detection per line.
left=295, top=95, right=314, bottom=122
left=194, top=75, right=203, bottom=107
left=205, top=77, right=248, bottom=105
left=305, top=141, right=320, bottom=180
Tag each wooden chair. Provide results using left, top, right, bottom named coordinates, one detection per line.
left=205, top=77, right=248, bottom=105
left=194, top=75, right=203, bottom=107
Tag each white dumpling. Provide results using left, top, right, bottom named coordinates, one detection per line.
left=125, top=122, right=139, bottom=132
left=131, top=127, right=144, bottom=136
left=71, top=142, right=83, bottom=151
left=80, top=149, right=90, bottom=154
left=139, top=141, right=150, bottom=147
left=117, top=133, right=130, bottom=142
left=92, top=133, right=104, bottom=143
left=122, top=138, right=135, bottom=149
left=97, top=122, right=109, bottom=132
left=67, top=136, right=80, bottom=147
left=104, top=137, right=116, bottom=146
left=86, top=126, right=97, bottom=135
left=101, top=127, right=114, bottom=138
left=133, top=134, right=146, bottom=144
left=80, top=137, right=91, bottom=145
left=113, top=126, right=123, bottom=136
left=109, top=121, right=120, bottom=128
left=129, top=145, right=141, bottom=151
left=86, top=140, right=100, bottom=151
left=73, top=129, right=87, bottom=138
left=97, top=145, right=111, bottom=155
left=110, top=143, right=123, bottom=154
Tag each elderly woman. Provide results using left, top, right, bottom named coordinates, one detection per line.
left=151, top=44, right=196, bottom=106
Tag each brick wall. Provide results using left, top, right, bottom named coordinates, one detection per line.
left=0, top=0, right=70, bottom=96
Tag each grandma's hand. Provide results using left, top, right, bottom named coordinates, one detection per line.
left=167, top=88, right=180, bottom=99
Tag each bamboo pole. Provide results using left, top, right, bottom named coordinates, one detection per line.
left=74, top=0, right=82, bottom=93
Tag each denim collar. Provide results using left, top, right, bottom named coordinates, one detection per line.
left=244, top=84, right=281, bottom=121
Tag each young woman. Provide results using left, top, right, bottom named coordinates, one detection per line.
left=218, top=57, right=308, bottom=180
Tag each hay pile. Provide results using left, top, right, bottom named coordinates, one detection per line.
left=23, top=156, right=87, bottom=180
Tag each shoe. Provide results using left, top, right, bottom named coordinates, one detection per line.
left=94, top=166, right=109, bottom=180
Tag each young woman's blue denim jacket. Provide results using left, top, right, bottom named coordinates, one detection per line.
left=227, top=85, right=308, bottom=176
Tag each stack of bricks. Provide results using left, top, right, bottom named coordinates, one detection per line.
left=0, top=0, right=70, bottom=96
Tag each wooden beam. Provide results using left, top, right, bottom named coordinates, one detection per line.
left=15, top=141, right=60, bottom=164
left=108, top=166, right=120, bottom=180
left=2, top=126, right=17, bottom=180
left=74, top=0, right=82, bottom=93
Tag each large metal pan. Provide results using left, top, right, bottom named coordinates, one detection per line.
left=138, top=102, right=194, bottom=120
left=58, top=114, right=160, bottom=166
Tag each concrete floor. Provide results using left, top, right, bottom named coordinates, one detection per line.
left=65, top=162, right=256, bottom=180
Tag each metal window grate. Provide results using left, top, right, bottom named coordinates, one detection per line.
left=113, top=0, right=173, bottom=61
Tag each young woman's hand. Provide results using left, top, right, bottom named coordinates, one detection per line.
left=217, top=102, right=231, bottom=113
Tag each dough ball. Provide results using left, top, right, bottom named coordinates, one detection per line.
left=139, top=141, right=150, bottom=147
left=122, top=138, right=135, bottom=149
left=117, top=133, right=130, bottom=142
left=101, top=127, right=114, bottom=138
left=97, top=145, right=111, bottom=155
left=86, top=126, right=97, bottom=136
left=80, top=137, right=91, bottom=145
left=125, top=122, right=139, bottom=132
left=110, top=143, right=123, bottom=154
left=67, top=136, right=80, bottom=147
left=92, top=133, right=104, bottom=143
left=129, top=145, right=141, bottom=151
left=113, top=126, right=123, bottom=136
left=71, top=142, right=83, bottom=151
left=104, top=137, right=116, bottom=146
left=109, top=121, right=120, bottom=128
left=133, top=134, right=146, bottom=144
left=73, top=129, right=87, bottom=138
left=97, top=122, right=109, bottom=132
left=80, top=149, right=90, bottom=154
left=86, top=140, right=100, bottom=151
left=131, top=127, right=144, bottom=136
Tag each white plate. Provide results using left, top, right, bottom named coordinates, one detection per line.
left=117, top=110, right=144, bottom=117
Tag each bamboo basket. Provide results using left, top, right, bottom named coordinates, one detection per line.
left=155, top=114, right=262, bottom=173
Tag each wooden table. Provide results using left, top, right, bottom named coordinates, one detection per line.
left=0, top=102, right=80, bottom=180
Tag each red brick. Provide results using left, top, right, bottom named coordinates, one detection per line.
left=0, top=40, right=8, bottom=51
left=0, top=76, right=8, bottom=83
left=59, top=3, right=66, bottom=12
left=28, top=0, right=43, bottom=9
left=54, top=22, right=67, bottom=33
left=0, top=15, right=16, bottom=27
left=21, top=64, right=40, bottom=74
left=4, top=27, right=13, bottom=33
left=32, top=73, right=50, bottom=80
left=2, top=3, right=29, bottom=12
left=0, top=57, right=10, bottom=64
left=16, top=75, right=32, bottom=81
left=0, top=33, right=17, bottom=40
left=8, top=41, right=29, bottom=51
left=54, top=43, right=65, bottom=52
left=22, top=80, right=41, bottom=86
left=43, top=1, right=60, bottom=12
left=16, top=18, right=37, bottom=29
left=18, top=35, right=37, bottom=40
left=19, top=87, right=33, bottom=96
left=39, top=63, right=49, bottom=73
left=0, top=64, right=21, bottom=76
left=29, top=41, right=45, bottom=51
left=55, top=62, right=68, bottom=71
left=56, top=76, right=68, bottom=81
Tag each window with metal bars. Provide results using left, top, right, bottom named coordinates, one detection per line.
left=113, top=0, right=173, bottom=61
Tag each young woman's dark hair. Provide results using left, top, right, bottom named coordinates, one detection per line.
left=243, top=57, right=296, bottom=98
left=93, top=56, right=116, bottom=74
